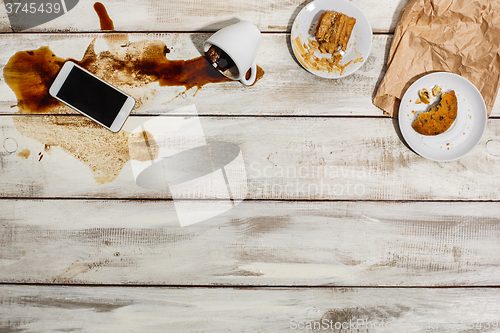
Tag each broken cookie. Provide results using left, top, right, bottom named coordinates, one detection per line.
left=412, top=90, right=458, bottom=136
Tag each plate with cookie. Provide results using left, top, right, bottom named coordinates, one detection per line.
left=290, top=0, right=372, bottom=78
left=399, top=72, right=487, bottom=162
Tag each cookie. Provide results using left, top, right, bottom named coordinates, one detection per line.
left=412, top=90, right=458, bottom=136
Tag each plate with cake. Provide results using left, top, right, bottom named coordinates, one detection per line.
left=399, top=72, right=487, bottom=162
left=290, top=0, right=372, bottom=78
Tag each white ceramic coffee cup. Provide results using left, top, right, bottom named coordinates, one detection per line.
left=204, top=21, right=262, bottom=85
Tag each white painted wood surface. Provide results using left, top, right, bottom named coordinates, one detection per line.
left=2, top=285, right=500, bottom=332
left=2, top=33, right=500, bottom=117
left=1, top=200, right=500, bottom=286
left=0, top=33, right=392, bottom=117
left=2, top=0, right=500, bottom=331
left=2, top=116, right=500, bottom=200
left=0, top=0, right=407, bottom=33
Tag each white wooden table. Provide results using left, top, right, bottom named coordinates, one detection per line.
left=2, top=0, right=500, bottom=331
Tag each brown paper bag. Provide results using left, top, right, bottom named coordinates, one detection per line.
left=374, top=0, right=500, bottom=117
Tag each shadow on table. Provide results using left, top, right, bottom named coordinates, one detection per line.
left=392, top=117, right=418, bottom=156
left=190, top=18, right=241, bottom=56
left=285, top=0, right=312, bottom=70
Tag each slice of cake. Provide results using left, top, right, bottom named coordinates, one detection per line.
left=314, top=11, right=356, bottom=54
left=412, top=90, right=458, bottom=136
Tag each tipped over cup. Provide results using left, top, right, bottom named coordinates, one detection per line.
left=204, top=21, right=262, bottom=86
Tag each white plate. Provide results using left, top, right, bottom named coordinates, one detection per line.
left=399, top=72, right=487, bottom=162
left=290, top=0, right=372, bottom=78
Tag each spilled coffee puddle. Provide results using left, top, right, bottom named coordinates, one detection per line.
left=13, top=117, right=159, bottom=184
left=94, top=2, right=114, bottom=31
left=3, top=2, right=264, bottom=183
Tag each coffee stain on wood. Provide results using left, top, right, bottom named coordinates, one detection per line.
left=17, top=149, right=30, bottom=159
left=3, top=2, right=263, bottom=114
left=128, top=130, right=160, bottom=162
left=13, top=116, right=131, bottom=183
left=3, top=47, right=66, bottom=114
left=12, top=116, right=160, bottom=183
left=2, top=36, right=233, bottom=109
left=2, top=2, right=264, bottom=183
left=267, top=25, right=287, bottom=30
left=94, top=2, right=114, bottom=31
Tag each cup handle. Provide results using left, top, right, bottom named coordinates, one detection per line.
left=239, top=60, right=257, bottom=86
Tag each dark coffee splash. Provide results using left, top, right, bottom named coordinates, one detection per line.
left=3, top=47, right=65, bottom=114
left=3, top=40, right=237, bottom=114
left=2, top=2, right=264, bottom=183
left=3, top=2, right=265, bottom=115
left=93, top=2, right=114, bottom=31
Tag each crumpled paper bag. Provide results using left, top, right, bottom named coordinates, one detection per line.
left=374, top=0, right=500, bottom=117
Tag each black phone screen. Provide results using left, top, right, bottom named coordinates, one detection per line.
left=56, top=66, right=128, bottom=127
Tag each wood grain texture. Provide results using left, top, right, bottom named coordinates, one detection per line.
left=1, top=0, right=499, bottom=329
left=1, top=285, right=500, bottom=332
left=0, top=33, right=392, bottom=117
left=2, top=33, right=500, bottom=117
left=1, top=200, right=500, bottom=286
left=2, top=116, right=500, bottom=200
left=0, top=0, right=407, bottom=33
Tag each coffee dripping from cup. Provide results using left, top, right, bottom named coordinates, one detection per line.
left=204, top=20, right=262, bottom=85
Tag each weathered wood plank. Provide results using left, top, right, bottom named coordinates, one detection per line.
left=3, top=32, right=500, bottom=118
left=0, top=0, right=407, bottom=33
left=0, top=33, right=391, bottom=117
left=1, top=285, right=500, bottom=332
left=1, top=116, right=500, bottom=200
left=1, top=200, right=500, bottom=286
left=2, top=33, right=500, bottom=118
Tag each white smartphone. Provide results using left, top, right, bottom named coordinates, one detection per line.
left=49, top=61, right=135, bottom=132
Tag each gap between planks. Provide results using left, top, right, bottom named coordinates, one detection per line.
left=4, top=114, right=500, bottom=119
left=1, top=282, right=500, bottom=289
left=0, top=31, right=395, bottom=35
left=3, top=197, right=500, bottom=203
